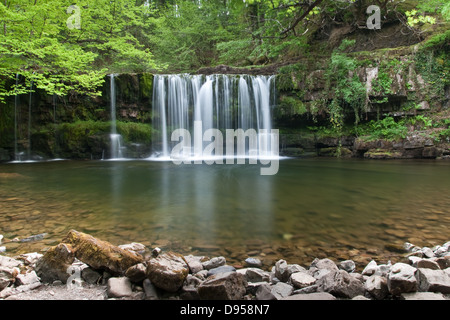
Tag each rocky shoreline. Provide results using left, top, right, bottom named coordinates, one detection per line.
left=0, top=230, right=449, bottom=301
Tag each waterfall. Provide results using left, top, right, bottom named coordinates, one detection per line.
left=152, top=74, right=277, bottom=161
left=14, top=73, right=20, bottom=161
left=109, top=74, right=125, bottom=159
left=27, top=80, right=33, bottom=160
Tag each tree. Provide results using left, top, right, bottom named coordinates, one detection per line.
left=0, top=0, right=158, bottom=102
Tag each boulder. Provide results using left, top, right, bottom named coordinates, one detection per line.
left=387, top=263, right=417, bottom=296
left=0, top=266, right=19, bottom=291
left=0, top=255, right=22, bottom=269
left=290, top=272, right=317, bottom=289
left=317, top=270, right=365, bottom=299
left=400, top=292, right=446, bottom=300
left=107, top=277, right=133, bottom=298
left=281, top=292, right=336, bottom=300
left=416, top=268, right=450, bottom=294
left=243, top=268, right=270, bottom=283
left=339, top=260, right=356, bottom=273
left=365, top=274, right=389, bottom=300
left=270, top=282, right=294, bottom=299
left=202, top=256, right=226, bottom=270
left=62, top=230, right=143, bottom=275
left=412, top=259, right=441, bottom=270
left=184, top=255, right=204, bottom=274
left=81, top=267, right=102, bottom=284
left=146, top=251, right=189, bottom=292
left=245, top=258, right=262, bottom=268
left=35, top=243, right=75, bottom=283
left=207, top=265, right=236, bottom=277
left=198, top=272, right=247, bottom=300
left=125, top=263, right=147, bottom=283
left=274, top=259, right=305, bottom=282
left=15, top=270, right=40, bottom=286
left=143, top=278, right=160, bottom=300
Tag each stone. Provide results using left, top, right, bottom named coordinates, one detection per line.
left=15, top=270, right=40, bottom=286
left=255, top=283, right=276, bottom=300
left=245, top=258, right=262, bottom=268
left=290, top=272, right=317, bottom=289
left=146, top=251, right=189, bottom=293
left=107, top=277, right=133, bottom=298
left=35, top=243, right=75, bottom=283
left=0, top=255, right=22, bottom=269
left=281, top=292, right=336, bottom=300
left=244, top=268, right=270, bottom=283
left=184, top=255, right=204, bottom=274
left=414, top=259, right=441, bottom=270
left=310, top=258, right=338, bottom=272
left=81, top=267, right=102, bottom=284
left=434, top=246, right=448, bottom=257
left=180, top=274, right=203, bottom=300
left=387, top=263, right=417, bottom=296
left=18, top=252, right=43, bottom=267
left=202, top=256, right=226, bottom=270
left=125, top=263, right=147, bottom=283
left=400, top=292, right=446, bottom=300
left=435, top=257, right=450, bottom=269
left=316, top=270, right=365, bottom=299
left=403, top=242, right=415, bottom=252
left=271, top=282, right=294, bottom=300
left=152, top=247, right=162, bottom=257
left=365, top=274, right=389, bottom=300
left=274, top=260, right=305, bottom=282
left=143, top=278, right=160, bottom=300
left=421, top=247, right=435, bottom=258
left=416, top=268, right=450, bottom=294
left=118, top=242, right=146, bottom=256
left=0, top=267, right=18, bottom=291
left=207, top=265, right=236, bottom=277
left=198, top=271, right=247, bottom=300
left=362, top=260, right=378, bottom=276
left=246, top=281, right=268, bottom=295
left=293, top=285, right=319, bottom=294
left=339, top=260, right=356, bottom=273
left=62, top=230, right=143, bottom=275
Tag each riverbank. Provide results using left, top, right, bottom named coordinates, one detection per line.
left=0, top=230, right=449, bottom=300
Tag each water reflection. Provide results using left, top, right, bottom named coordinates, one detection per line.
left=0, top=159, right=449, bottom=267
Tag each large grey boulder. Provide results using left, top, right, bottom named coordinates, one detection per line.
left=146, top=252, right=189, bottom=293
left=290, top=272, right=317, bottom=289
left=316, top=270, right=365, bottom=299
left=416, top=268, right=450, bottom=294
left=107, top=277, right=133, bottom=298
left=387, top=263, right=417, bottom=296
left=365, top=274, right=389, bottom=300
left=197, top=271, right=247, bottom=300
left=274, top=259, right=305, bottom=282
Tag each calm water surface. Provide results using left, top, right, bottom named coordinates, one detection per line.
left=0, top=158, right=449, bottom=269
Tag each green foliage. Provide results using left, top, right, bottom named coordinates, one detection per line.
left=0, top=0, right=159, bottom=102
left=325, top=39, right=367, bottom=130
left=356, top=116, right=408, bottom=141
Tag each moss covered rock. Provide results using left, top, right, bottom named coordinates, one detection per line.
left=62, top=230, right=144, bottom=275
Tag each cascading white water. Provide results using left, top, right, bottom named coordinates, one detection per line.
left=152, top=74, right=276, bottom=160
left=14, top=73, right=20, bottom=161
left=109, top=74, right=125, bottom=159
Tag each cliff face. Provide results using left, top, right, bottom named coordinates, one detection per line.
left=274, top=21, right=450, bottom=159
left=0, top=23, right=448, bottom=161
left=0, top=73, right=154, bottom=161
